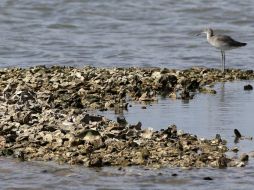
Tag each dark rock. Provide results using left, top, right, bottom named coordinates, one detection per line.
left=158, top=74, right=177, bottom=91
left=89, top=157, right=103, bottom=167
left=5, top=133, right=17, bottom=143
left=117, top=116, right=127, bottom=125
left=215, top=134, right=222, bottom=143
left=246, top=70, right=253, bottom=74
left=80, top=114, right=90, bottom=124
left=89, top=115, right=103, bottom=122
left=234, top=129, right=242, bottom=138
left=180, top=89, right=194, bottom=100
left=244, top=84, right=253, bottom=91
left=163, top=125, right=178, bottom=139
left=240, top=153, right=249, bottom=162
left=124, top=103, right=129, bottom=110
left=186, top=79, right=200, bottom=91
left=129, top=121, right=142, bottom=130
left=1, top=149, right=14, bottom=156
left=160, top=68, right=170, bottom=74
left=41, top=125, right=57, bottom=132
left=41, top=170, right=48, bottom=173
left=203, top=177, right=213, bottom=180
left=218, top=156, right=228, bottom=169
left=231, top=146, right=239, bottom=153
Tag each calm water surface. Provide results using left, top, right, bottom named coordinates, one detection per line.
left=1, top=0, right=254, bottom=189
left=0, top=0, right=253, bottom=69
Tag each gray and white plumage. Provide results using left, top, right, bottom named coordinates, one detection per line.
left=200, top=28, right=246, bottom=73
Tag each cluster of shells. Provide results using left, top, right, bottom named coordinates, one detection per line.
left=0, top=66, right=253, bottom=168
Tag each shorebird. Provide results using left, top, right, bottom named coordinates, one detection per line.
left=198, top=28, right=247, bottom=73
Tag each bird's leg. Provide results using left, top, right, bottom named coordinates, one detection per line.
left=223, top=51, right=225, bottom=73
left=221, top=50, right=225, bottom=73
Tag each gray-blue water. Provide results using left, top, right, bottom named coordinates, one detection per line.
left=0, top=0, right=253, bottom=69
left=1, top=1, right=254, bottom=189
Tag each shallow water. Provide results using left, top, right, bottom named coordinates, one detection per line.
left=0, top=0, right=253, bottom=69
left=99, top=81, right=254, bottom=153
left=99, top=80, right=254, bottom=156
left=1, top=157, right=254, bottom=190
left=1, top=81, right=254, bottom=190
left=1, top=0, right=254, bottom=189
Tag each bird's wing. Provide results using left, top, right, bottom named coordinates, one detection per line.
left=215, top=35, right=244, bottom=46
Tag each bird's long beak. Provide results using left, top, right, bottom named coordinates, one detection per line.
left=195, top=32, right=201, bottom=36
left=196, top=31, right=206, bottom=36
